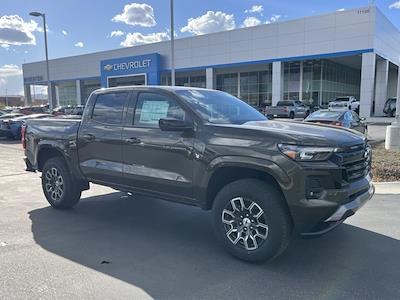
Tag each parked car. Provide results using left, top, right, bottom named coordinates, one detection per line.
left=0, top=113, right=23, bottom=121
left=0, top=113, right=52, bottom=139
left=23, top=86, right=373, bottom=262
left=383, top=97, right=397, bottom=117
left=12, top=106, right=48, bottom=115
left=328, top=96, right=359, bottom=113
left=52, top=105, right=85, bottom=116
left=265, top=100, right=310, bottom=119
left=304, top=109, right=367, bottom=134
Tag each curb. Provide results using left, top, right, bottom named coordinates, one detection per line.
left=373, top=181, right=400, bottom=195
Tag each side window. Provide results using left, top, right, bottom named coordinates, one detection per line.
left=92, top=92, right=128, bottom=125
left=134, top=93, right=185, bottom=128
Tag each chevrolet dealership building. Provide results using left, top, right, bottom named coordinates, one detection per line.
left=22, top=6, right=400, bottom=118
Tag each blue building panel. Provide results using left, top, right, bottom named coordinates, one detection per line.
left=100, top=53, right=160, bottom=87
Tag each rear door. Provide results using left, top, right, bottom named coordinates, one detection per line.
left=121, top=91, right=195, bottom=200
left=77, top=91, right=130, bottom=184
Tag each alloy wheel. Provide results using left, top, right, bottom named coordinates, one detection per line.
left=221, top=197, right=269, bottom=251
left=44, top=167, right=64, bottom=202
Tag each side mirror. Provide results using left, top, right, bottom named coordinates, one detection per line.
left=159, top=118, right=193, bottom=132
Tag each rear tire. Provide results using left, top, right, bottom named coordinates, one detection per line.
left=41, top=157, right=81, bottom=209
left=212, top=179, right=292, bottom=262
left=289, top=112, right=295, bottom=119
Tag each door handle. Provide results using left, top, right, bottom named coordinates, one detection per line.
left=125, top=137, right=141, bottom=144
left=82, top=133, right=95, bottom=141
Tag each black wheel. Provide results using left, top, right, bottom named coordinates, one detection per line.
left=41, top=157, right=81, bottom=209
left=389, top=109, right=395, bottom=117
left=212, top=179, right=292, bottom=262
left=289, top=111, right=295, bottom=119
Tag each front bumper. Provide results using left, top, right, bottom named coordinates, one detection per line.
left=301, top=181, right=374, bottom=236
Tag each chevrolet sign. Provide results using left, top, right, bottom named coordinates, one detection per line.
left=103, top=59, right=151, bottom=72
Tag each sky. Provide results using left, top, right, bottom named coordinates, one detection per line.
left=1, top=0, right=400, bottom=96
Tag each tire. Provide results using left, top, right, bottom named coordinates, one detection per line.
left=389, top=110, right=395, bottom=117
left=212, top=179, right=292, bottom=262
left=41, top=157, right=81, bottom=209
left=289, top=111, right=295, bottom=119
left=14, top=128, right=21, bottom=140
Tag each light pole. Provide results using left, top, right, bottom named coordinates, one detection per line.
left=29, top=11, right=53, bottom=109
left=170, top=0, right=175, bottom=86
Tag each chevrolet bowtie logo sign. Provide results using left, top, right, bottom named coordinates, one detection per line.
left=104, top=64, right=113, bottom=71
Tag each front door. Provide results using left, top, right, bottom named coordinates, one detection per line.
left=77, top=91, right=130, bottom=184
left=121, top=91, right=195, bottom=200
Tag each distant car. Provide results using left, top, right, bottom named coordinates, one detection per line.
left=0, top=113, right=52, bottom=139
left=383, top=97, right=397, bottom=117
left=0, top=113, right=23, bottom=120
left=304, top=109, right=367, bottom=134
left=328, top=96, right=359, bottom=113
left=265, top=100, right=310, bottom=119
left=52, top=105, right=84, bottom=116
left=12, top=106, right=48, bottom=115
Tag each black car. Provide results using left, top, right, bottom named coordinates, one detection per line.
left=23, top=87, right=373, bottom=262
left=383, top=98, right=397, bottom=117
left=304, top=109, right=367, bottom=134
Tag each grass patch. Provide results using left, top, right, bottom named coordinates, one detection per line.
left=372, top=142, right=400, bottom=182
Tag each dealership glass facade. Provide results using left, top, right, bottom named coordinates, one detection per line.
left=161, top=73, right=206, bottom=88
left=55, top=82, right=77, bottom=106
left=283, top=59, right=361, bottom=107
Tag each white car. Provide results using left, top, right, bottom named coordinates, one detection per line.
left=328, top=96, right=359, bottom=113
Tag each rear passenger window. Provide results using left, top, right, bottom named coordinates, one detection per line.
left=92, top=92, right=128, bottom=125
left=134, top=93, right=185, bottom=128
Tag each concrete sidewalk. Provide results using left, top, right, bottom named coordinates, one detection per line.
left=374, top=182, right=400, bottom=194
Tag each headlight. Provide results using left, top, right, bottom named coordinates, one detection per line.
left=278, top=144, right=337, bottom=161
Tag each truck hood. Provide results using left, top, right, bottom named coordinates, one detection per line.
left=217, top=120, right=366, bottom=147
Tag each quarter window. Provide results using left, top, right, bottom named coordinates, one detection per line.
left=92, top=92, right=128, bottom=125
left=134, top=93, right=185, bottom=128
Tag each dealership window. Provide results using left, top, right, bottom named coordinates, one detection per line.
left=216, top=73, right=238, bottom=97
left=240, top=68, right=272, bottom=107
left=161, top=73, right=206, bottom=88
left=81, top=79, right=101, bottom=105
left=55, top=81, right=77, bottom=106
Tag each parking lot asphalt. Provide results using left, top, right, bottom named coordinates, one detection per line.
left=0, top=138, right=399, bottom=299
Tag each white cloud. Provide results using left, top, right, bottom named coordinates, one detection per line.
left=74, top=41, right=84, bottom=47
left=242, top=16, right=261, bottom=28
left=62, top=30, right=67, bottom=35
left=109, top=30, right=125, bottom=37
left=245, top=5, right=263, bottom=14
left=337, top=8, right=345, bottom=12
left=389, top=1, right=400, bottom=9
left=121, top=31, right=169, bottom=47
left=181, top=11, right=235, bottom=35
left=112, top=3, right=156, bottom=27
left=265, top=15, right=282, bottom=24
left=0, top=15, right=39, bottom=47
left=0, top=64, right=22, bottom=78
left=1, top=44, right=10, bottom=50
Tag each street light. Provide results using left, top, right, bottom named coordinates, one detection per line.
left=29, top=11, right=53, bottom=109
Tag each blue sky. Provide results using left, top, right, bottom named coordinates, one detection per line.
left=1, top=0, right=400, bottom=96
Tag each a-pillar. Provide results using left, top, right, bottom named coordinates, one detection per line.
left=272, top=61, right=283, bottom=105
left=359, top=52, right=376, bottom=118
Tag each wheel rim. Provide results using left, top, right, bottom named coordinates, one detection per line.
left=221, top=197, right=269, bottom=251
left=45, top=167, right=64, bottom=202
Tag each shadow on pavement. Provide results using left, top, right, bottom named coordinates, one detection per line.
left=29, top=192, right=400, bottom=299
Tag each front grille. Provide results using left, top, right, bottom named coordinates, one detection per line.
left=334, top=144, right=371, bottom=182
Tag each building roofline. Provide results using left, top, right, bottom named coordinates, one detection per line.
left=23, top=5, right=384, bottom=67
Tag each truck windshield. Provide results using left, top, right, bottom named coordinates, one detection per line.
left=176, top=89, right=267, bottom=124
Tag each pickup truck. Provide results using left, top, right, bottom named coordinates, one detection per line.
left=23, top=86, right=374, bottom=262
left=265, top=100, right=310, bottom=119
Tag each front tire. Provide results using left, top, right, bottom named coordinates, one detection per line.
left=212, top=179, right=292, bottom=262
left=289, top=111, right=295, bottom=119
left=41, top=157, right=81, bottom=209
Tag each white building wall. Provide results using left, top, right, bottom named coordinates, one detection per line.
left=359, top=52, right=376, bottom=118
left=374, top=58, right=389, bottom=116
left=22, top=6, right=376, bottom=82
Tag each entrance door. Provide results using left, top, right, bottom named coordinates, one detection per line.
left=108, top=74, right=146, bottom=87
